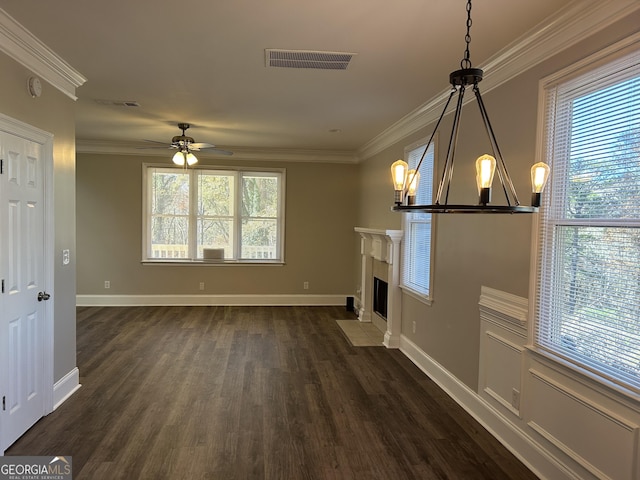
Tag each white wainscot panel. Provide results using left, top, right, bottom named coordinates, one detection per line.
left=478, top=286, right=527, bottom=418
left=481, top=332, right=525, bottom=417
left=528, top=369, right=639, bottom=480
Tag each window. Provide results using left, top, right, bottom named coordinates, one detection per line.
left=143, top=165, right=285, bottom=262
left=401, top=139, right=435, bottom=299
left=534, top=42, right=640, bottom=394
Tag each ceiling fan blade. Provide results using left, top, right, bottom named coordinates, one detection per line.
left=189, top=142, right=216, bottom=150
left=206, top=148, right=234, bottom=156
left=190, top=143, right=233, bottom=155
left=139, top=126, right=232, bottom=156
left=137, top=139, right=173, bottom=149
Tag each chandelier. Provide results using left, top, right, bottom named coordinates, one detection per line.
left=391, top=0, right=550, bottom=214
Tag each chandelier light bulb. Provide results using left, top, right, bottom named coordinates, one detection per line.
left=531, top=162, right=550, bottom=207
left=407, top=169, right=420, bottom=205
left=390, top=159, right=409, bottom=204
left=475, top=154, right=496, bottom=205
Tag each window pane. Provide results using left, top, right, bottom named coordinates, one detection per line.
left=405, top=220, right=431, bottom=291
left=150, top=215, right=188, bottom=258
left=152, top=171, right=189, bottom=215
left=149, top=169, right=189, bottom=259
left=198, top=172, right=234, bottom=216
left=242, top=174, right=279, bottom=217
left=197, top=218, right=233, bottom=259
left=241, top=219, right=277, bottom=259
left=564, top=76, right=640, bottom=220
left=543, top=225, right=640, bottom=382
left=402, top=141, right=434, bottom=296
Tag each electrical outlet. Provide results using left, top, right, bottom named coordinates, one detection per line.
left=104, top=280, right=110, bottom=289
left=512, top=388, right=521, bottom=409
left=199, top=282, right=205, bottom=291
left=412, top=321, right=416, bottom=333
left=303, top=281, right=309, bottom=290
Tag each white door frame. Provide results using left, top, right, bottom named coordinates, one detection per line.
left=0, top=112, right=55, bottom=451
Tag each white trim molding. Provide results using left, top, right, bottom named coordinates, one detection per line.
left=357, top=0, right=640, bottom=160
left=400, top=335, right=573, bottom=480
left=403, top=285, right=640, bottom=480
left=76, top=294, right=350, bottom=307
left=76, top=140, right=359, bottom=164
left=53, top=368, right=81, bottom=411
left=354, top=227, right=403, bottom=348
left=0, top=8, right=86, bottom=100
left=479, top=286, right=528, bottom=330
left=527, top=369, right=639, bottom=480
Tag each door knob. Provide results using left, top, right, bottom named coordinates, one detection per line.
left=37, top=292, right=51, bottom=302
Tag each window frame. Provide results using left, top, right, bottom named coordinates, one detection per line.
left=142, top=163, right=286, bottom=265
left=530, top=34, right=640, bottom=397
left=400, top=136, right=436, bottom=304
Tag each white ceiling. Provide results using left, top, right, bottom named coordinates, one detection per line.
left=0, top=0, right=581, bottom=157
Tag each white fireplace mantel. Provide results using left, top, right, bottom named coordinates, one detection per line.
left=354, top=227, right=403, bottom=348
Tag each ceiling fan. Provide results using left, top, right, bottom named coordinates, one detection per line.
left=142, top=123, right=233, bottom=166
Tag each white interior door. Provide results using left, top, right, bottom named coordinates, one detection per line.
left=0, top=129, right=48, bottom=452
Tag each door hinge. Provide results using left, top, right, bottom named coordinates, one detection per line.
left=2, top=396, right=5, bottom=411
left=1, top=158, right=3, bottom=174
left=1, top=279, right=4, bottom=293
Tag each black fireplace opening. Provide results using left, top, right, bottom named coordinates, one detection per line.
left=373, top=276, right=388, bottom=319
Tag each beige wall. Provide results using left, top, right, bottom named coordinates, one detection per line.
left=0, top=52, right=77, bottom=383
left=76, top=153, right=358, bottom=297
left=356, top=12, right=640, bottom=389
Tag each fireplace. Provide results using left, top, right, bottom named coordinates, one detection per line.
left=354, top=227, right=403, bottom=348
left=373, top=277, right=388, bottom=319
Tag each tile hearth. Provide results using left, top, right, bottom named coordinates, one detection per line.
left=336, top=320, right=384, bottom=347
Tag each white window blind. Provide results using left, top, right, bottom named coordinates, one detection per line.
left=535, top=47, right=640, bottom=393
left=402, top=141, right=434, bottom=297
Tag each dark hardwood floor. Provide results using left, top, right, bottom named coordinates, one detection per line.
left=6, top=306, right=538, bottom=479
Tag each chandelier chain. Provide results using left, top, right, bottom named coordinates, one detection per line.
left=461, top=0, right=473, bottom=69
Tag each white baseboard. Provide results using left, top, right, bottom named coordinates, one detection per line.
left=76, top=294, right=350, bottom=307
left=399, top=335, right=575, bottom=480
left=53, top=367, right=81, bottom=411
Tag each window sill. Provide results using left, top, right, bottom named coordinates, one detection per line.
left=400, top=285, right=433, bottom=306
left=142, top=259, right=285, bottom=266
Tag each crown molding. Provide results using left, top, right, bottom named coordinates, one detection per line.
left=0, top=8, right=86, bottom=100
left=76, top=139, right=359, bottom=164
left=357, top=0, right=640, bottom=161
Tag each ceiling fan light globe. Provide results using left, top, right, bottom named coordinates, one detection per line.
left=186, top=152, right=198, bottom=165
left=172, top=150, right=186, bottom=165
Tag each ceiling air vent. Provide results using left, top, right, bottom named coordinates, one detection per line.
left=265, top=49, right=356, bottom=70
